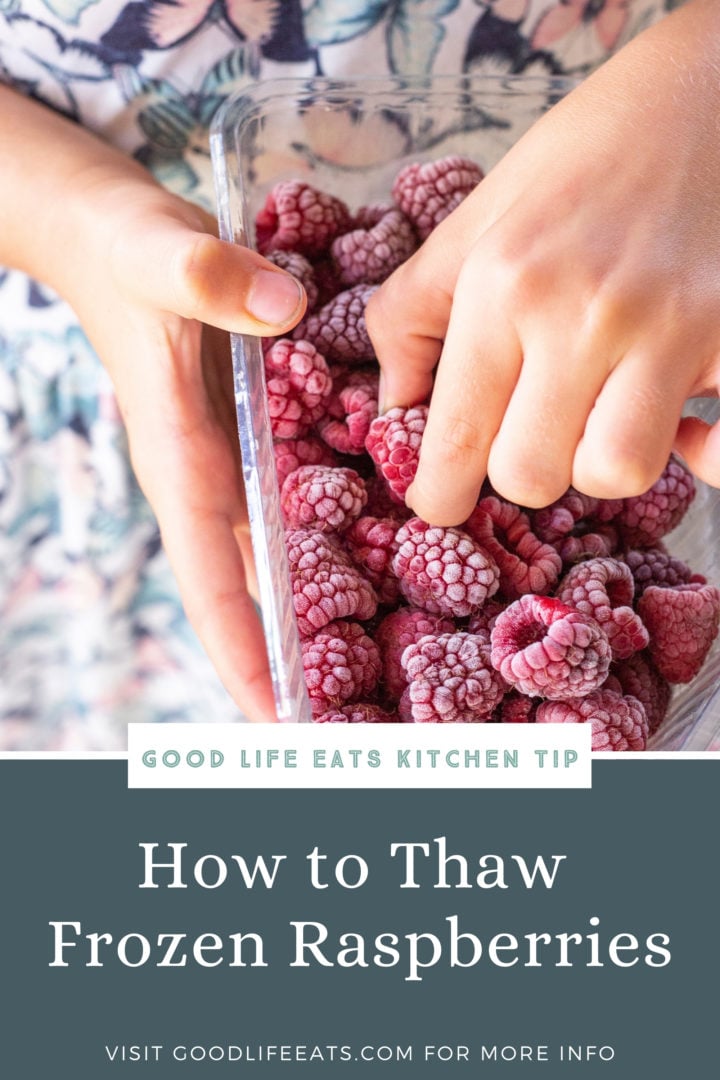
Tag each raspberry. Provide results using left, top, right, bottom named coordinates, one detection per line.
left=392, top=155, right=483, bottom=240
left=608, top=652, right=671, bottom=736
left=401, top=632, right=506, bottom=723
left=255, top=180, right=351, bottom=257
left=330, top=207, right=417, bottom=285
left=286, top=528, right=378, bottom=636
left=273, top=436, right=338, bottom=488
left=393, top=517, right=500, bottom=618
left=536, top=689, right=648, bottom=751
left=532, top=488, right=600, bottom=545
left=265, top=338, right=333, bottom=440
left=314, top=703, right=398, bottom=723
left=294, top=284, right=377, bottom=363
left=622, top=547, right=697, bottom=599
left=364, top=475, right=413, bottom=523
left=555, top=557, right=649, bottom=660
left=637, top=582, right=720, bottom=683
left=266, top=249, right=319, bottom=310
left=490, top=594, right=612, bottom=700
left=302, top=620, right=381, bottom=717
left=317, top=367, right=379, bottom=454
left=614, top=456, right=696, bottom=547
left=555, top=526, right=619, bottom=567
left=281, top=465, right=367, bottom=533
left=374, top=606, right=455, bottom=701
left=464, top=496, right=562, bottom=600
left=497, top=692, right=538, bottom=724
left=344, top=515, right=401, bottom=606
left=365, top=405, right=427, bottom=504
left=467, top=600, right=505, bottom=636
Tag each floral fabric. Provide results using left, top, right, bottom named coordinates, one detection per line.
left=0, top=0, right=674, bottom=747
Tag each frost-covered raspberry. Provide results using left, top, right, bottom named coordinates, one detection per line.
left=555, top=526, right=619, bottom=567
left=255, top=180, right=351, bottom=257
left=314, top=703, right=398, bottom=723
left=330, top=207, right=417, bottom=285
left=490, top=594, right=612, bottom=700
left=364, top=475, right=413, bottom=523
left=281, top=465, right=367, bottom=532
left=266, top=249, right=319, bottom=310
left=273, top=436, right=338, bottom=488
left=536, top=689, right=649, bottom=751
left=556, top=557, right=649, bottom=660
left=467, top=600, right=506, bottom=636
left=622, top=547, right=697, bottom=599
left=393, top=518, right=500, bottom=618
left=317, top=367, right=379, bottom=454
left=344, top=515, right=401, bottom=606
left=614, top=456, right=696, bottom=546
left=637, top=582, right=720, bottom=683
left=608, top=652, right=672, bottom=736
left=401, top=632, right=506, bottom=723
left=532, top=488, right=600, bottom=544
left=464, top=496, right=562, bottom=600
left=302, top=620, right=381, bottom=716
left=265, top=338, right=333, bottom=439
left=286, top=528, right=378, bottom=636
left=294, top=284, right=377, bottom=363
left=392, top=154, right=483, bottom=240
left=365, top=405, right=427, bottom=504
left=374, top=606, right=455, bottom=702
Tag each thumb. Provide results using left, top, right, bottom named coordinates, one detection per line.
left=116, top=213, right=306, bottom=334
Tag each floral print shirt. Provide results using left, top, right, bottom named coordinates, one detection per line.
left=0, top=0, right=677, bottom=748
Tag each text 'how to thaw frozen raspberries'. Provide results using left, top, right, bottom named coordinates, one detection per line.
left=253, top=156, right=720, bottom=746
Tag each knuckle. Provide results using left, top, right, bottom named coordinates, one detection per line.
left=172, top=233, right=216, bottom=319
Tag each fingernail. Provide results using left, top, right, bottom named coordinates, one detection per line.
left=247, top=270, right=304, bottom=327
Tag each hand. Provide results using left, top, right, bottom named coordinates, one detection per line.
left=367, top=0, right=720, bottom=526
left=61, top=177, right=305, bottom=721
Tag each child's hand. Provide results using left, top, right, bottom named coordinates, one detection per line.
left=367, top=0, right=720, bottom=527
left=0, top=85, right=307, bottom=721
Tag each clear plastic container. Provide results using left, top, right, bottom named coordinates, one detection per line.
left=210, top=74, right=720, bottom=745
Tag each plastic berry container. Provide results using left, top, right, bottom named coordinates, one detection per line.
left=210, top=73, right=720, bottom=745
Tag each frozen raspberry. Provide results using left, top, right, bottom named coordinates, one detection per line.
left=294, top=284, right=377, bottom=363
left=622, top=547, right=697, bottom=599
left=637, top=582, right=720, bottom=683
left=464, top=496, right=562, bottom=600
left=532, top=488, right=600, bottom=545
left=608, top=652, right=672, bottom=736
left=317, top=367, right=379, bottom=454
left=364, top=475, right=413, bottom=523
left=374, top=606, right=455, bottom=702
left=314, top=703, right=398, bottom=723
left=273, top=436, right=338, bottom=488
left=266, top=249, right=319, bottom=310
left=537, top=689, right=648, bottom=751
left=556, top=557, right=649, bottom=660
left=330, top=207, right=417, bottom=286
left=467, top=600, right=506, bottom=636
left=265, top=338, right=333, bottom=439
left=286, top=528, right=378, bottom=636
left=302, top=620, right=381, bottom=717
left=281, top=465, right=367, bottom=533
left=556, top=526, right=619, bottom=567
left=344, top=515, right=401, bottom=606
left=490, top=594, right=612, bottom=700
left=614, top=456, right=696, bottom=546
left=392, top=154, right=483, bottom=240
left=365, top=405, right=427, bottom=504
left=401, top=632, right=506, bottom=723
left=497, top=692, right=538, bottom=724
left=255, top=180, right=351, bottom=257
left=593, top=497, right=624, bottom=523
left=393, top=517, right=500, bottom=619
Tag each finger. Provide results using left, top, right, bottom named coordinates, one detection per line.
left=115, top=218, right=306, bottom=336
left=405, top=251, right=522, bottom=526
left=367, top=195, right=493, bottom=413
left=486, top=340, right=611, bottom=509
left=572, top=350, right=694, bottom=499
left=674, top=413, right=720, bottom=489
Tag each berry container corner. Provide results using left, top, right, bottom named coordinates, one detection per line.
left=210, top=73, right=720, bottom=744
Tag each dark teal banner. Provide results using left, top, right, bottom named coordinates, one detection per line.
left=1, top=761, right=717, bottom=1077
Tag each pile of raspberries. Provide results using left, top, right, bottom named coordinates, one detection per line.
left=255, top=156, right=720, bottom=749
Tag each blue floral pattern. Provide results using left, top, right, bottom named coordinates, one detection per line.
left=0, top=0, right=675, bottom=746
